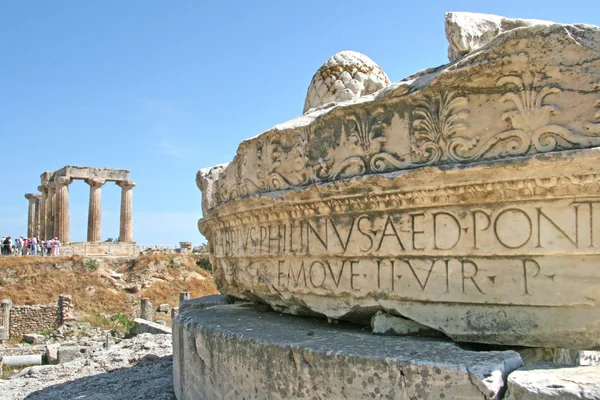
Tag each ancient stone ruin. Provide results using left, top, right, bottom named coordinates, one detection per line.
left=0, top=295, right=74, bottom=342
left=25, top=166, right=136, bottom=243
left=178, top=12, right=600, bottom=399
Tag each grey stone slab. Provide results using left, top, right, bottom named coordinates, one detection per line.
left=131, top=318, right=172, bottom=335
left=371, top=310, right=444, bottom=337
left=177, top=294, right=230, bottom=313
left=505, top=364, right=600, bottom=399
left=57, top=346, right=85, bottom=364
left=174, top=304, right=523, bottom=400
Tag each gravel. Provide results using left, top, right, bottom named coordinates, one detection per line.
left=0, top=333, right=175, bottom=400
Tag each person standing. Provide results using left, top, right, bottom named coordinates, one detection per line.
left=30, top=236, right=38, bottom=255
left=52, top=237, right=60, bottom=256
left=45, top=239, right=52, bottom=256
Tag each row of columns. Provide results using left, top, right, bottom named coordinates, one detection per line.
left=26, top=179, right=136, bottom=243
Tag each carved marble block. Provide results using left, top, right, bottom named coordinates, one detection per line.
left=197, top=13, right=600, bottom=349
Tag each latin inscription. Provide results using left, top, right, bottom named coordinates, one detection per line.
left=212, top=200, right=600, bottom=257
left=217, top=255, right=597, bottom=306
left=211, top=199, right=600, bottom=307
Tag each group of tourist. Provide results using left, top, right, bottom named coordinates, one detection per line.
left=1, top=236, right=60, bottom=256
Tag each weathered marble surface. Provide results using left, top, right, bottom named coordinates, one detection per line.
left=199, top=21, right=600, bottom=207
left=197, top=15, right=600, bottom=348
left=505, top=364, right=600, bottom=399
left=303, top=50, right=390, bottom=114
left=174, top=304, right=523, bottom=400
left=445, top=12, right=554, bottom=62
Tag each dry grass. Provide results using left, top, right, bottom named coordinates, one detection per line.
left=0, top=268, right=128, bottom=314
left=0, top=253, right=218, bottom=329
left=141, top=277, right=218, bottom=306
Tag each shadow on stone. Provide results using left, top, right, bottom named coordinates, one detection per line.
left=21, top=355, right=175, bottom=400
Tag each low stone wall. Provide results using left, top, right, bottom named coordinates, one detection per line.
left=61, top=242, right=139, bottom=257
left=9, top=304, right=60, bottom=338
left=1, top=295, right=75, bottom=339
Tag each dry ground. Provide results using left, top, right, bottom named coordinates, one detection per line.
left=0, top=252, right=218, bottom=328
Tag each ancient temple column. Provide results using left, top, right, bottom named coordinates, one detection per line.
left=37, top=186, right=47, bottom=239
left=25, top=194, right=37, bottom=237
left=55, top=177, right=72, bottom=243
left=46, top=183, right=56, bottom=239
left=86, top=178, right=105, bottom=242
left=34, top=196, right=42, bottom=237
left=117, top=180, right=136, bottom=242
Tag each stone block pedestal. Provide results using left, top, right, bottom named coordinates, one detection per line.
left=173, top=303, right=524, bottom=400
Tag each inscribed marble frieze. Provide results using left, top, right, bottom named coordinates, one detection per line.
left=197, top=14, right=600, bottom=348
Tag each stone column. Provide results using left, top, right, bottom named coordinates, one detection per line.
left=25, top=194, right=37, bottom=238
left=34, top=196, right=42, bottom=237
left=1, top=300, right=12, bottom=340
left=140, top=298, right=153, bottom=321
left=86, top=178, right=105, bottom=242
left=38, top=186, right=47, bottom=239
left=117, top=180, right=136, bottom=242
left=46, top=183, right=56, bottom=239
left=180, top=291, right=191, bottom=304
left=55, top=177, right=72, bottom=243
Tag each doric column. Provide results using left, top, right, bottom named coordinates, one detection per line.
left=25, top=194, right=37, bottom=237
left=38, top=186, right=48, bottom=239
left=34, top=195, right=42, bottom=237
left=46, top=183, right=56, bottom=239
left=117, top=180, right=136, bottom=242
left=86, top=178, right=105, bottom=242
left=55, top=177, right=72, bottom=243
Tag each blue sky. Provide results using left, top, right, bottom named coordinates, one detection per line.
left=1, top=1, right=598, bottom=247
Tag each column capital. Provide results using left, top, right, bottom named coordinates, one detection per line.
left=85, top=178, right=106, bottom=188
left=46, top=181, right=56, bottom=190
left=55, top=176, right=72, bottom=186
left=25, top=193, right=41, bottom=201
left=38, top=185, right=48, bottom=194
left=117, top=180, right=136, bottom=190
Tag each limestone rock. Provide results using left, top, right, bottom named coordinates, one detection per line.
left=174, top=304, right=523, bottom=400
left=445, top=12, right=554, bottom=62
left=178, top=294, right=230, bottom=314
left=23, top=333, right=46, bottom=344
left=46, top=343, right=60, bottom=364
left=303, top=50, right=390, bottom=114
left=580, top=351, right=600, bottom=366
left=197, top=16, right=600, bottom=349
left=505, top=364, right=600, bottom=399
left=195, top=164, right=227, bottom=215
left=371, top=311, right=443, bottom=337
left=57, top=346, right=85, bottom=363
left=555, top=349, right=600, bottom=366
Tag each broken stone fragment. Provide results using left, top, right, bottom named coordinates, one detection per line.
left=195, top=164, right=227, bottom=215
left=23, top=333, right=46, bottom=345
left=371, top=311, right=443, bottom=337
left=505, top=364, right=600, bottom=399
left=445, top=11, right=554, bottom=62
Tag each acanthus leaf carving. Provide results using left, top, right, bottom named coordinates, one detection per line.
left=411, top=91, right=476, bottom=165
left=314, top=106, right=406, bottom=179
left=478, top=72, right=600, bottom=156
left=584, top=83, right=600, bottom=135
